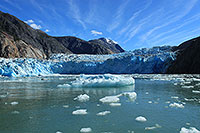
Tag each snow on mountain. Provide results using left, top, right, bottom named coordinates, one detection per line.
left=0, top=46, right=175, bottom=77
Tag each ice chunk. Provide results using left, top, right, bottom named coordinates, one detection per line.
left=181, top=86, right=194, bottom=89
left=145, top=124, right=161, bottom=130
left=74, top=94, right=90, bottom=102
left=192, top=90, right=200, bottom=94
left=58, top=74, right=134, bottom=88
left=180, top=127, right=200, bottom=133
left=80, top=127, right=92, bottom=133
left=109, top=103, right=121, bottom=107
left=96, top=111, right=111, bottom=116
left=56, top=131, right=62, bottom=133
left=193, top=78, right=200, bottom=82
left=99, top=95, right=120, bottom=103
left=169, top=103, right=184, bottom=108
left=10, top=101, right=18, bottom=105
left=11, top=111, right=20, bottom=114
left=72, top=109, right=88, bottom=115
left=135, top=116, right=147, bottom=122
left=63, top=105, right=69, bottom=108
left=122, top=92, right=137, bottom=101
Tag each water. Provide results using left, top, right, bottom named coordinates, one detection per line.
left=0, top=75, right=200, bottom=133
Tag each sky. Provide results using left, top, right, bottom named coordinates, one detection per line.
left=0, top=0, right=200, bottom=50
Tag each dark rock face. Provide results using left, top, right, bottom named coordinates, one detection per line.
left=0, top=11, right=120, bottom=59
left=89, top=38, right=125, bottom=53
left=167, top=36, right=200, bottom=74
left=55, top=37, right=113, bottom=54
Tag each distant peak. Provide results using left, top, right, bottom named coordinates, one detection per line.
left=98, top=38, right=118, bottom=44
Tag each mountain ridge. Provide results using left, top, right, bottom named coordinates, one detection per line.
left=0, top=11, right=124, bottom=59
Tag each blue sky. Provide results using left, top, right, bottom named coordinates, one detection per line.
left=0, top=0, right=200, bottom=50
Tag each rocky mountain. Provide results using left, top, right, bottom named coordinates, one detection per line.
left=0, top=11, right=124, bottom=59
left=89, top=38, right=125, bottom=53
left=167, top=36, right=200, bottom=74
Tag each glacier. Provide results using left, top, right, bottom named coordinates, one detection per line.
left=0, top=46, right=175, bottom=77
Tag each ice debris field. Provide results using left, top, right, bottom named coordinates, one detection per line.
left=0, top=46, right=175, bottom=77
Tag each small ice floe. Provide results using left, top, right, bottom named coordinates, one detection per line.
left=145, top=124, right=161, bottom=130
left=186, top=123, right=191, bottom=126
left=148, top=101, right=153, bottom=104
left=74, top=94, right=90, bottom=102
left=58, top=74, right=134, bottom=88
left=63, top=105, right=69, bottom=108
left=10, top=101, right=19, bottom=105
left=145, top=92, right=149, bottom=95
left=99, top=95, right=120, bottom=103
left=96, top=111, right=111, bottom=116
left=184, top=98, right=199, bottom=102
left=174, top=83, right=178, bottom=86
left=165, top=101, right=170, bottom=104
left=169, top=103, right=184, bottom=108
left=195, top=83, right=200, bottom=86
left=192, top=90, right=200, bottom=94
left=135, top=116, right=147, bottom=122
left=109, top=103, right=121, bottom=107
left=56, top=131, right=62, bottom=133
left=181, top=86, right=194, bottom=89
left=180, top=127, right=200, bottom=133
left=171, top=96, right=179, bottom=99
left=72, top=109, right=88, bottom=115
left=183, top=82, right=191, bottom=85
left=193, top=78, right=200, bottom=82
left=11, top=111, right=20, bottom=114
left=80, top=127, right=92, bottom=133
left=97, top=104, right=100, bottom=107
left=122, top=92, right=137, bottom=101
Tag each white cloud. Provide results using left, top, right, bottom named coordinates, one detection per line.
left=30, top=23, right=42, bottom=29
left=67, top=0, right=86, bottom=29
left=91, top=30, right=103, bottom=36
left=45, top=29, right=49, bottom=32
left=25, top=19, right=34, bottom=24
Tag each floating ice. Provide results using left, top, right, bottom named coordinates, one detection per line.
left=181, top=86, right=194, bottom=89
left=135, top=116, right=147, bottom=122
left=80, top=127, right=92, bottom=133
left=10, top=101, right=18, bottom=105
left=56, top=131, right=62, bottom=133
left=99, top=95, right=120, bottom=103
left=63, top=105, right=69, bottom=108
left=193, top=78, right=200, bottom=82
left=145, top=124, right=161, bottom=130
left=58, top=74, right=134, bottom=88
left=180, top=127, right=200, bottom=133
left=11, top=111, right=20, bottom=114
left=74, top=94, right=90, bottom=102
left=192, top=90, right=200, bottom=94
left=169, top=103, right=184, bottom=108
left=122, top=92, right=137, bottom=101
left=109, top=103, right=121, bottom=107
left=72, top=109, right=88, bottom=115
left=96, top=111, right=111, bottom=116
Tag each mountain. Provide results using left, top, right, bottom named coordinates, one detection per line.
left=89, top=38, right=125, bottom=53
left=167, top=36, right=200, bottom=74
left=0, top=11, right=124, bottom=59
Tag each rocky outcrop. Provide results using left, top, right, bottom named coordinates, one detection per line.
left=167, top=36, right=200, bottom=74
left=0, top=11, right=123, bottom=59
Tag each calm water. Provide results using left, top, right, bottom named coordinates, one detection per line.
left=0, top=75, right=200, bottom=133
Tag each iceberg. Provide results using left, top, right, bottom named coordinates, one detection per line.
left=135, top=116, right=147, bottom=122
left=74, top=94, right=90, bottom=102
left=0, top=46, right=175, bottom=77
left=169, top=103, right=184, bottom=108
left=58, top=74, right=134, bottom=88
left=180, top=127, right=200, bottom=133
left=96, top=111, right=111, bottom=116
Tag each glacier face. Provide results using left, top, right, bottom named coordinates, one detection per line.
left=0, top=46, right=175, bottom=77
